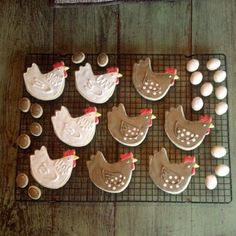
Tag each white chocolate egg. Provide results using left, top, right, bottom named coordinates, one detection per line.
left=206, top=58, right=221, bottom=71
left=211, top=145, right=227, bottom=158
left=191, top=97, right=204, bottom=111
left=205, top=175, right=217, bottom=190
left=213, top=70, right=226, bottom=83
left=190, top=71, right=203, bottom=85
left=215, top=86, right=227, bottom=100
left=186, top=59, right=199, bottom=72
left=215, top=164, right=230, bottom=177
left=215, top=102, right=228, bottom=115
left=200, top=82, right=213, bottom=97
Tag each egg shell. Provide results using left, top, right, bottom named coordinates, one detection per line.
left=186, top=59, right=199, bottom=72
left=213, top=70, right=227, bottom=83
left=215, top=86, right=227, bottom=100
left=190, top=71, right=203, bottom=85
left=215, top=102, right=228, bottom=115
left=211, top=145, right=227, bottom=158
left=206, top=58, right=221, bottom=71
left=191, top=97, right=204, bottom=111
left=200, top=82, right=214, bottom=97
left=205, top=175, right=217, bottom=190
left=215, top=164, right=230, bottom=177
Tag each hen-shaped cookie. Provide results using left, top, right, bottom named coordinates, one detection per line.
left=30, top=146, right=79, bottom=189
left=149, top=148, right=199, bottom=194
left=107, top=103, right=156, bottom=146
left=75, top=63, right=122, bottom=103
left=165, top=105, right=214, bottom=151
left=24, top=61, right=69, bottom=101
left=51, top=106, right=101, bottom=147
left=87, top=151, right=137, bottom=193
left=132, top=58, right=179, bottom=101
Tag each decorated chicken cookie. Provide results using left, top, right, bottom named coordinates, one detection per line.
left=165, top=105, right=214, bottom=151
left=149, top=148, right=199, bottom=194
left=24, top=61, right=69, bottom=101
left=107, top=103, right=156, bottom=146
left=75, top=63, right=122, bottom=104
left=51, top=106, right=101, bottom=147
left=87, top=151, right=137, bottom=193
left=132, top=58, right=179, bottom=101
left=30, top=146, right=79, bottom=189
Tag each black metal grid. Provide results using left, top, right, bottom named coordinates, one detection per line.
left=15, top=53, right=232, bottom=203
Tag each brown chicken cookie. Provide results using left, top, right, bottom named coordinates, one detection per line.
left=165, top=105, right=214, bottom=151
left=149, top=148, right=199, bottom=194
left=107, top=103, right=156, bottom=146
left=132, top=58, right=179, bottom=101
left=87, top=152, right=137, bottom=193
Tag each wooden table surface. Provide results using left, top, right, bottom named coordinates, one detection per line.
left=1, top=0, right=236, bottom=235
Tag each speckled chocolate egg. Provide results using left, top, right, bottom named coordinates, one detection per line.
left=215, top=164, right=230, bottom=177
left=190, top=71, right=203, bottom=85
left=206, top=58, right=221, bottom=71
left=200, top=82, right=213, bottom=97
left=215, top=86, right=227, bottom=100
left=186, top=59, right=199, bottom=72
left=30, top=103, right=43, bottom=118
left=211, top=145, right=227, bottom=158
left=191, top=97, right=204, bottom=111
left=72, top=52, right=85, bottom=64
left=16, top=173, right=29, bottom=188
left=28, top=186, right=42, bottom=200
left=17, top=134, right=31, bottom=149
left=18, top=97, right=31, bottom=113
left=97, top=53, right=109, bottom=67
left=30, top=122, right=43, bottom=136
left=215, top=102, right=228, bottom=115
left=205, top=175, right=217, bottom=190
left=213, top=70, right=227, bottom=83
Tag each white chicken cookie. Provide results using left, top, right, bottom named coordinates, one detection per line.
left=30, top=146, right=79, bottom=189
left=24, top=61, right=69, bottom=101
left=51, top=106, right=101, bottom=147
left=75, top=63, right=122, bottom=104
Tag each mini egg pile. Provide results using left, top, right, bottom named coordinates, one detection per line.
left=187, top=58, right=230, bottom=190
left=187, top=58, right=228, bottom=114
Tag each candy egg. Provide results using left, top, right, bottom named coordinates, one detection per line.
left=190, top=71, right=203, bottom=85
left=28, top=186, right=42, bottom=200
left=17, top=134, right=31, bottom=149
left=30, top=122, right=43, bottom=136
left=30, top=103, right=43, bottom=118
left=215, top=102, right=228, bottom=115
left=72, top=51, right=85, bottom=64
left=97, top=53, right=109, bottom=67
left=211, top=145, right=227, bottom=158
left=205, top=175, right=217, bottom=190
left=18, top=97, right=31, bottom=113
left=200, top=82, right=213, bottom=97
left=191, top=97, right=204, bottom=111
left=186, top=59, right=199, bottom=72
left=215, top=164, right=230, bottom=177
left=215, top=86, right=227, bottom=100
left=206, top=58, right=221, bottom=71
left=213, top=70, right=226, bottom=83
left=16, top=173, right=29, bottom=188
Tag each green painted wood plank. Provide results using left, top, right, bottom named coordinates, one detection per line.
left=0, top=1, right=54, bottom=235
left=115, top=1, right=192, bottom=236
left=191, top=1, right=236, bottom=235
left=53, top=5, right=119, bottom=54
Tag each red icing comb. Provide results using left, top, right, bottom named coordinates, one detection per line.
left=183, top=155, right=196, bottom=163
left=106, top=67, right=119, bottom=73
left=64, top=149, right=76, bottom=157
left=140, top=108, right=153, bottom=115
left=84, top=107, right=97, bottom=114
left=199, top=115, right=212, bottom=123
left=165, top=67, right=177, bottom=75
left=120, top=152, right=133, bottom=160
left=53, top=61, right=65, bottom=69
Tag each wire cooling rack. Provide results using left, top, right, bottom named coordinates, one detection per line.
left=15, top=54, right=232, bottom=203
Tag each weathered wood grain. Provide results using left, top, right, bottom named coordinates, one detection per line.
left=0, top=0, right=54, bottom=235
left=115, top=1, right=192, bottom=236
left=191, top=1, right=236, bottom=235
left=53, top=5, right=119, bottom=53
